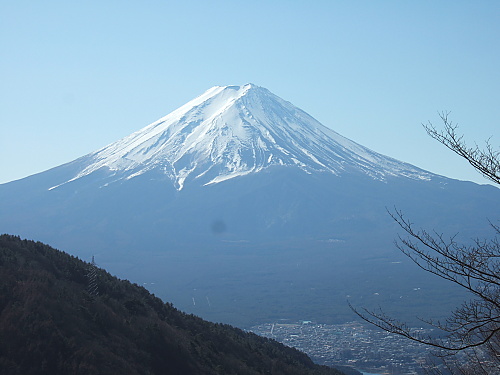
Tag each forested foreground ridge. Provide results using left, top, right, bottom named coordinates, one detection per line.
left=0, top=234, right=344, bottom=375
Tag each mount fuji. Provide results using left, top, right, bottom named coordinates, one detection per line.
left=1, top=84, right=499, bottom=327
left=48, top=84, right=431, bottom=191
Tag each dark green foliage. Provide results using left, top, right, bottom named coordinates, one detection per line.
left=0, top=234, right=343, bottom=375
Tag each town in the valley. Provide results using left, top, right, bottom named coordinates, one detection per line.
left=250, top=321, right=436, bottom=375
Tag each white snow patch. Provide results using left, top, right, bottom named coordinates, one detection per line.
left=50, top=83, right=435, bottom=190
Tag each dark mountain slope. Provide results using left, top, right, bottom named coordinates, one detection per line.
left=0, top=234, right=343, bottom=375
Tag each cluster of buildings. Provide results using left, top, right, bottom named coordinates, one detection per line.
left=250, top=321, right=436, bottom=374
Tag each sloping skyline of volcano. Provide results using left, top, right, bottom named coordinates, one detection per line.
left=47, top=84, right=434, bottom=192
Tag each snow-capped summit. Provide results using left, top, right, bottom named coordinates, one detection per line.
left=53, top=84, right=432, bottom=191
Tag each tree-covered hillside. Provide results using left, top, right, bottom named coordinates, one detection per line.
left=0, top=234, right=344, bottom=375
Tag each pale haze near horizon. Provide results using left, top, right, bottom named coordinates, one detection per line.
left=1, top=1, right=499, bottom=185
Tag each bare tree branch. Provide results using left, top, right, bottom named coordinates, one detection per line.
left=350, top=114, right=500, bottom=373
left=424, top=112, right=500, bottom=185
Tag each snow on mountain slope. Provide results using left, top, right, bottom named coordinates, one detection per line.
left=50, top=84, right=433, bottom=191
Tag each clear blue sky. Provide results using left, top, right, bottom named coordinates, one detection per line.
left=1, top=1, right=499, bottom=185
